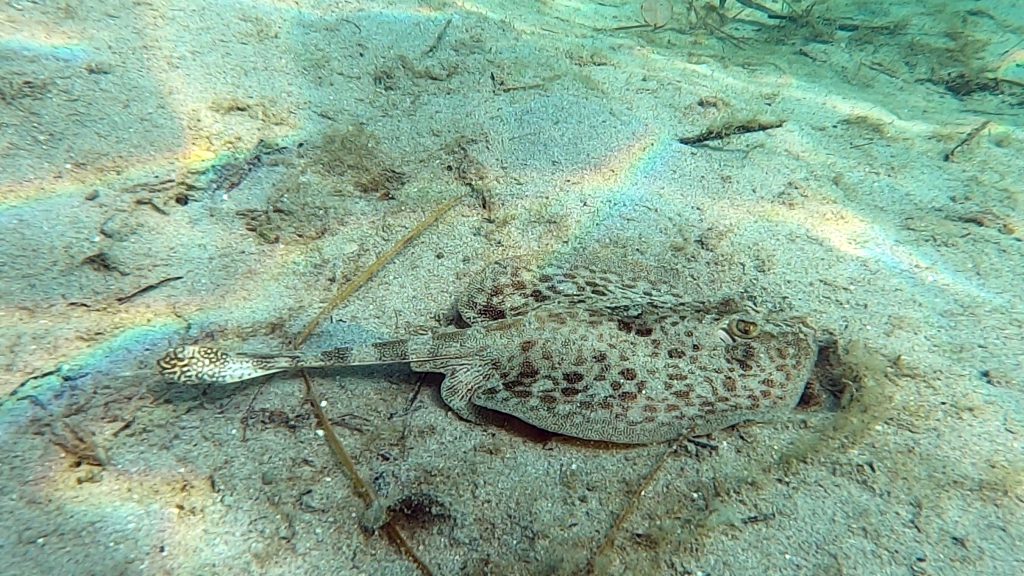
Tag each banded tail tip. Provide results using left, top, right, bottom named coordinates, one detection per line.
left=157, top=345, right=278, bottom=385
left=157, top=345, right=229, bottom=384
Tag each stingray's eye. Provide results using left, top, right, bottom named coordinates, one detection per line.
left=719, top=317, right=760, bottom=344
left=728, top=318, right=760, bottom=339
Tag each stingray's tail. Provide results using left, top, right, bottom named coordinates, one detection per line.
left=157, top=345, right=303, bottom=385
left=157, top=340, right=468, bottom=385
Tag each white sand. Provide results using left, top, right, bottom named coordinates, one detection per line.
left=1, top=0, right=1022, bottom=574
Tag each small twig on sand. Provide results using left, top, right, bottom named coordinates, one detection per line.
left=943, top=120, right=991, bottom=162
left=585, top=441, right=681, bottom=574
left=679, top=119, right=785, bottom=146
left=116, top=276, right=183, bottom=304
left=291, top=192, right=467, bottom=576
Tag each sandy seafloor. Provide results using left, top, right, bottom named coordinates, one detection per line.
left=2, top=0, right=1023, bottom=574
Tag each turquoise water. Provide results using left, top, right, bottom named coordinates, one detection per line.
left=2, top=1, right=1022, bottom=574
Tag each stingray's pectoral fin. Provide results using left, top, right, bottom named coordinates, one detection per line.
left=157, top=345, right=297, bottom=385
left=415, top=359, right=498, bottom=424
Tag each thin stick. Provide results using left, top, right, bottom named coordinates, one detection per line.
left=678, top=119, right=785, bottom=146
left=292, top=192, right=465, bottom=576
left=295, top=193, right=466, bottom=347
left=116, top=276, right=183, bottom=304
left=585, top=441, right=681, bottom=574
left=300, top=372, right=432, bottom=574
left=943, top=120, right=991, bottom=162
left=423, top=18, right=452, bottom=56
left=734, top=0, right=787, bottom=19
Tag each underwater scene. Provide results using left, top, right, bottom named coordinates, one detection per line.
left=2, top=0, right=1022, bottom=574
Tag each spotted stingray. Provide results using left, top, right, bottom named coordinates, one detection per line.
left=158, top=259, right=818, bottom=444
